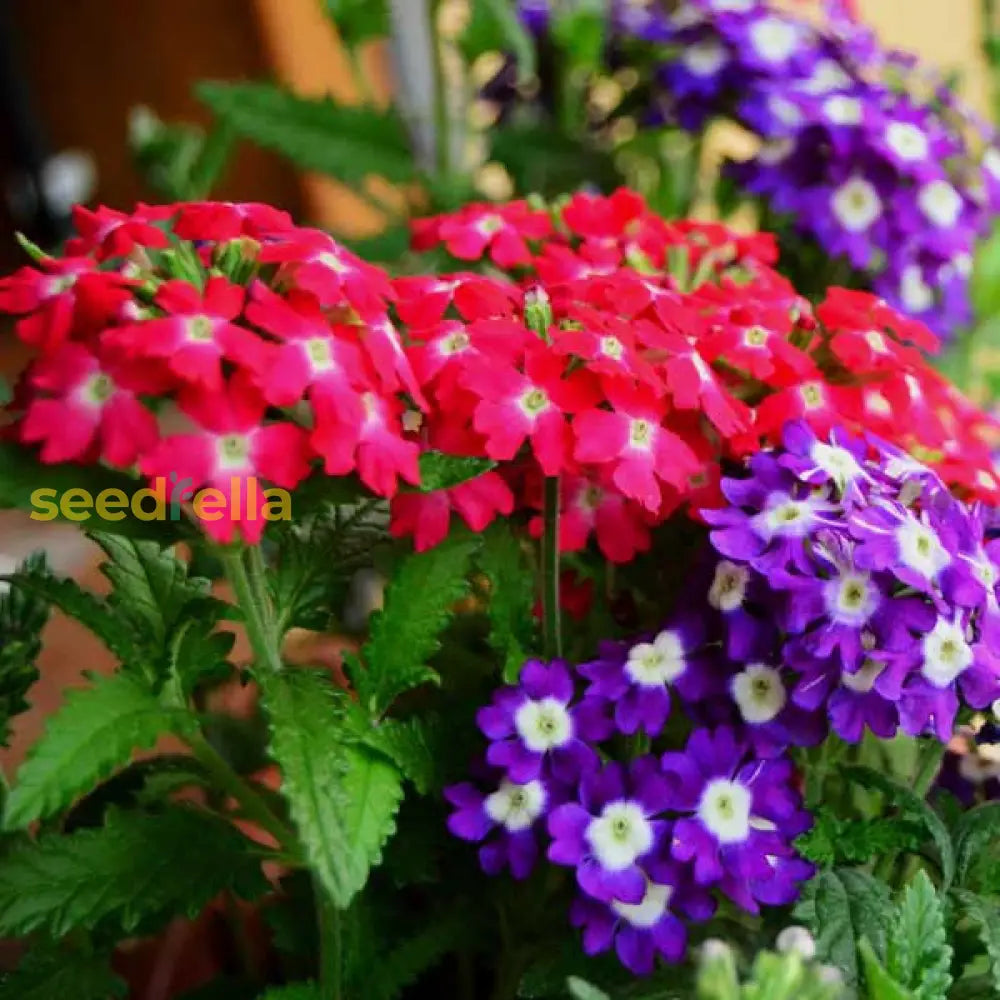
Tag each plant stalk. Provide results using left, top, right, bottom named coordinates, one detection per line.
left=222, top=547, right=283, bottom=675
left=541, top=476, right=562, bottom=661
left=429, top=0, right=452, bottom=181
left=316, top=877, right=343, bottom=1000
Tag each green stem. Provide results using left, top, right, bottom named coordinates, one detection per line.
left=222, top=547, right=283, bottom=675
left=540, top=476, right=562, bottom=661
left=185, top=731, right=294, bottom=849
left=316, top=878, right=343, bottom=1000
left=912, top=739, right=947, bottom=798
left=429, top=0, right=452, bottom=182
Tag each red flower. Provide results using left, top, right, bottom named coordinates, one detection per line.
left=66, top=204, right=171, bottom=259
left=436, top=201, right=552, bottom=267
left=173, top=201, right=294, bottom=242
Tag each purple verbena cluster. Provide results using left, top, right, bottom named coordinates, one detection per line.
left=517, top=0, right=1000, bottom=335
left=446, top=420, right=1000, bottom=976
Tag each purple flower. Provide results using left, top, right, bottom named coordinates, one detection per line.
left=661, top=727, right=810, bottom=905
left=445, top=773, right=550, bottom=879
left=547, top=758, right=672, bottom=905
left=477, top=659, right=609, bottom=783
left=569, top=858, right=715, bottom=974
left=578, top=616, right=716, bottom=737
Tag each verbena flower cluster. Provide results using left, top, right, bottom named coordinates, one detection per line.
left=2, top=191, right=999, bottom=551
left=446, top=424, right=1000, bottom=973
left=519, top=0, right=1000, bottom=335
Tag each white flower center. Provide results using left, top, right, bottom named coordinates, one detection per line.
left=317, top=251, right=350, bottom=274
left=900, top=265, right=934, bottom=312
left=80, top=372, right=115, bottom=407
left=518, top=387, right=550, bottom=419
left=823, top=95, right=862, bottom=125
left=216, top=433, right=252, bottom=471
left=732, top=664, right=786, bottom=724
left=708, top=560, right=749, bottom=612
left=586, top=801, right=654, bottom=871
left=438, top=331, right=470, bottom=356
left=628, top=418, right=654, bottom=450
left=811, top=441, right=862, bottom=490
left=842, top=658, right=884, bottom=694
left=484, top=779, right=547, bottom=832
left=682, top=40, right=727, bottom=77
left=698, top=779, right=751, bottom=844
left=897, top=517, right=950, bottom=579
left=825, top=570, right=877, bottom=625
left=918, top=180, right=963, bottom=229
left=769, top=96, right=802, bottom=127
left=599, top=336, right=624, bottom=360
left=761, top=496, right=815, bottom=538
left=611, top=880, right=673, bottom=928
left=921, top=618, right=973, bottom=688
left=186, top=315, right=217, bottom=343
left=802, top=59, right=851, bottom=94
left=304, top=337, right=335, bottom=372
left=984, top=147, right=1000, bottom=180
left=832, top=177, right=882, bottom=232
left=625, top=630, right=687, bottom=688
left=886, top=121, right=929, bottom=162
left=513, top=697, right=573, bottom=753
left=749, top=17, right=800, bottom=63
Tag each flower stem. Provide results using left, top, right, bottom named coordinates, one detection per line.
left=222, top=547, right=283, bottom=675
left=316, top=877, right=343, bottom=1000
left=429, top=0, right=452, bottom=182
left=185, top=730, right=294, bottom=849
left=912, top=738, right=947, bottom=798
left=541, top=476, right=562, bottom=661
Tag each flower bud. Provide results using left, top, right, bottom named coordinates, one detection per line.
left=524, top=286, right=553, bottom=339
left=776, top=925, right=817, bottom=961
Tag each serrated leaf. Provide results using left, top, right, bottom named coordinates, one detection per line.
left=322, top=0, right=388, bottom=45
left=794, top=869, right=894, bottom=989
left=477, top=521, right=537, bottom=682
left=353, top=531, right=478, bottom=715
left=0, top=947, right=126, bottom=1000
left=413, top=451, right=497, bottom=493
left=858, top=938, right=914, bottom=1000
left=887, top=871, right=952, bottom=1000
left=952, top=889, right=1000, bottom=994
left=198, top=82, right=416, bottom=184
left=797, top=812, right=925, bottom=869
left=843, top=765, right=955, bottom=888
left=952, top=800, right=1000, bottom=887
left=168, top=618, right=236, bottom=697
left=357, top=716, right=436, bottom=794
left=3, top=671, right=197, bottom=829
left=262, top=670, right=403, bottom=908
left=0, top=805, right=266, bottom=937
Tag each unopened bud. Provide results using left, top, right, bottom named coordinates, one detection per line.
left=776, top=925, right=816, bottom=961
left=700, top=939, right=734, bottom=964
left=817, top=965, right=844, bottom=986
left=524, top=286, right=552, bottom=339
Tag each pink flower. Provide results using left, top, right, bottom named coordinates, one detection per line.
left=393, top=274, right=519, bottom=328
left=243, top=282, right=367, bottom=409
left=104, top=276, right=265, bottom=391
left=310, top=389, right=420, bottom=499
left=66, top=204, right=171, bottom=259
left=553, top=473, right=653, bottom=563
left=173, top=201, right=294, bottom=242
left=437, top=202, right=552, bottom=267
left=573, top=383, right=699, bottom=513
left=390, top=471, right=514, bottom=551
left=463, top=346, right=599, bottom=476
left=20, top=343, right=161, bottom=466
left=140, top=378, right=310, bottom=544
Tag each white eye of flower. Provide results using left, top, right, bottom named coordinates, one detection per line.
left=984, top=147, right=1000, bottom=180
left=709, top=0, right=754, bottom=11
left=438, top=330, right=470, bottom=356
left=318, top=251, right=351, bottom=274
left=518, top=387, right=550, bottom=419
left=899, top=265, right=934, bottom=313
left=216, top=433, right=252, bottom=471
left=749, top=17, right=800, bottom=63
left=303, top=337, right=336, bottom=372
left=682, top=40, right=727, bottom=77
left=586, top=801, right=654, bottom=871
left=708, top=560, right=749, bottom=612
left=811, top=442, right=862, bottom=490
left=80, top=372, right=115, bottom=407
left=514, top=697, right=573, bottom=753
left=922, top=618, right=973, bottom=688
left=825, top=571, right=877, bottom=626
left=769, top=96, right=802, bottom=126
left=832, top=177, right=882, bottom=232
left=823, top=95, right=862, bottom=125
left=842, top=658, right=885, bottom=694
left=484, top=779, right=547, bottom=832
left=599, top=335, right=624, bottom=360
left=698, top=778, right=751, bottom=844
left=918, top=180, right=963, bottom=229
left=802, top=59, right=851, bottom=94
left=897, top=517, right=950, bottom=579
left=760, top=496, right=815, bottom=538
left=732, top=664, right=786, bottom=724
left=628, top=418, right=655, bottom=450
left=885, top=121, right=929, bottom=162
left=625, top=630, right=687, bottom=688
left=611, top=880, right=673, bottom=928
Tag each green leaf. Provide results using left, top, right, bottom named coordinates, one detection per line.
left=551, top=1, right=605, bottom=72
left=356, top=716, right=437, bottom=794
left=842, top=765, right=955, bottom=888
left=794, top=869, right=894, bottom=989
left=168, top=618, right=236, bottom=697
left=460, top=0, right=537, bottom=79
left=567, top=978, right=611, bottom=1000
left=0, top=442, right=179, bottom=541
left=262, top=670, right=403, bottom=908
left=858, top=938, right=914, bottom=1000
left=0, top=552, right=50, bottom=745
left=887, top=870, right=952, bottom=1000
left=951, top=889, right=1000, bottom=994
left=322, top=0, right=388, bottom=45
left=0, top=947, right=126, bottom=1000
left=352, top=530, right=478, bottom=715
left=198, top=82, right=417, bottom=184
left=413, top=451, right=497, bottom=493
left=258, top=986, right=320, bottom=1000
left=0, top=805, right=267, bottom=937
left=3, top=671, right=197, bottom=829
left=476, top=521, right=536, bottom=682
left=797, top=811, right=926, bottom=869
left=187, top=120, right=235, bottom=198
left=952, top=800, right=1000, bottom=887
